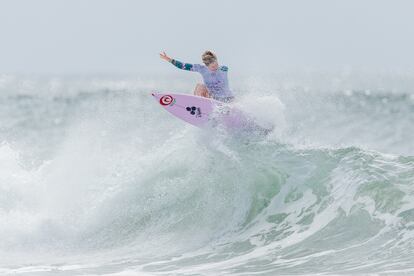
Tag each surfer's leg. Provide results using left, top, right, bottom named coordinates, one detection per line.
left=194, top=83, right=210, bottom=98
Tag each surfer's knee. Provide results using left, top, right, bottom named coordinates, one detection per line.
left=194, top=84, right=209, bottom=97
left=195, top=83, right=206, bottom=90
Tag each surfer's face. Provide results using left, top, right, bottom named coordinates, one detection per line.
left=208, top=61, right=219, bottom=71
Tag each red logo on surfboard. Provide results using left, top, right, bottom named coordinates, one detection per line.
left=159, top=95, right=174, bottom=106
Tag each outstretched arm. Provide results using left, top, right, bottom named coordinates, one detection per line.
left=171, top=59, right=194, bottom=71
left=159, top=51, right=194, bottom=71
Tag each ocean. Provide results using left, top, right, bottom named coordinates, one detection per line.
left=0, top=72, right=413, bottom=275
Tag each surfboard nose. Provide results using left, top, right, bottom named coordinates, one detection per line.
left=152, top=92, right=162, bottom=98
left=151, top=92, right=160, bottom=100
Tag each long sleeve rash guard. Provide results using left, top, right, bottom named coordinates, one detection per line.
left=171, top=59, right=234, bottom=100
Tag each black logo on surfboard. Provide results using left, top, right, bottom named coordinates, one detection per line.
left=186, top=106, right=202, bottom=117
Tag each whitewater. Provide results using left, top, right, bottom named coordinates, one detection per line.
left=0, top=72, right=413, bottom=275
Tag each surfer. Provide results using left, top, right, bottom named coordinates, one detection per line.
left=160, top=51, right=234, bottom=103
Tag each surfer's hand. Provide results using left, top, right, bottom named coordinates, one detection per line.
left=160, top=51, right=172, bottom=62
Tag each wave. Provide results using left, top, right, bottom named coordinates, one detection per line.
left=0, top=75, right=413, bottom=275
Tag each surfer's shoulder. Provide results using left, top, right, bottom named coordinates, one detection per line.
left=220, top=65, right=228, bottom=72
left=193, top=63, right=207, bottom=72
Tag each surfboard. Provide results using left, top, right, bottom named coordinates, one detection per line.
left=152, top=92, right=270, bottom=133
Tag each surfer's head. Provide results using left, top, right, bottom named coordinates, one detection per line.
left=202, top=51, right=218, bottom=71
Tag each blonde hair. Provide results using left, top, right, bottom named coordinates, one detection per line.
left=202, top=50, right=217, bottom=66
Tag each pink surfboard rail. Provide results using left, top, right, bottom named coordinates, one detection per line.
left=151, top=92, right=256, bottom=130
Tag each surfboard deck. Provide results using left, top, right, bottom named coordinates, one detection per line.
left=152, top=92, right=271, bottom=133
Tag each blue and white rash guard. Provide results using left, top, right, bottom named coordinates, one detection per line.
left=171, top=59, right=234, bottom=101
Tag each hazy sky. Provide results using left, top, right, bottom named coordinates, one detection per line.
left=1, top=0, right=413, bottom=74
